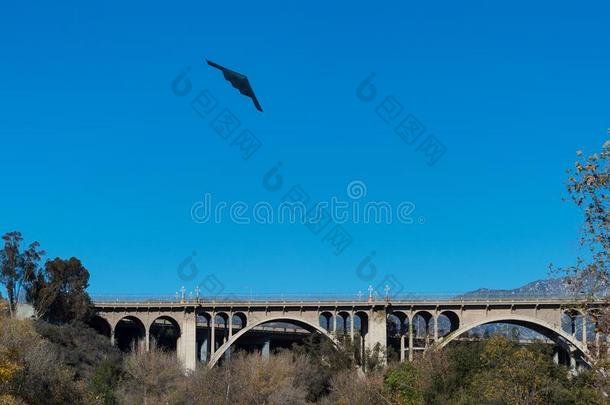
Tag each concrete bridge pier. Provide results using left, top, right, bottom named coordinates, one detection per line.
left=180, top=310, right=197, bottom=371
left=262, top=338, right=271, bottom=359
left=210, top=314, right=216, bottom=359
left=569, top=349, right=577, bottom=372
left=199, top=335, right=209, bottom=362
left=350, top=312, right=355, bottom=342
left=364, top=307, right=387, bottom=365
left=408, top=323, right=414, bottom=362
left=176, top=334, right=183, bottom=365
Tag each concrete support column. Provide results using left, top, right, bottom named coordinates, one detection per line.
left=229, top=313, right=233, bottom=338
left=350, top=313, right=354, bottom=342
left=408, top=321, right=414, bottom=362
left=595, top=332, right=600, bottom=357
left=139, top=334, right=147, bottom=352
left=262, top=338, right=270, bottom=360
left=366, top=309, right=387, bottom=364
left=400, top=335, right=405, bottom=363
left=200, top=334, right=209, bottom=363
left=433, top=316, right=439, bottom=342
left=180, top=311, right=198, bottom=371
left=333, top=312, right=337, bottom=334
left=145, top=328, right=150, bottom=352
left=361, top=330, right=366, bottom=357
left=569, top=351, right=577, bottom=372
left=110, top=328, right=115, bottom=346
left=582, top=316, right=587, bottom=349
left=424, top=319, right=430, bottom=347
left=177, top=335, right=183, bottom=363
left=210, top=313, right=216, bottom=357
left=226, top=345, right=232, bottom=360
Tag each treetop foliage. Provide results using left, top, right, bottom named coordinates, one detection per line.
left=0, top=231, right=95, bottom=324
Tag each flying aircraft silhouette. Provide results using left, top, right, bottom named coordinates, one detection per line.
left=206, top=59, right=263, bottom=112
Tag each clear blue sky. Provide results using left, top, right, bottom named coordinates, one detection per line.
left=1, top=1, right=609, bottom=297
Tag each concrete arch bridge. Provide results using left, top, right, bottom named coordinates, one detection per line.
left=92, top=296, right=608, bottom=371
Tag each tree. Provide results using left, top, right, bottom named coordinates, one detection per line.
left=384, top=361, right=424, bottom=404
left=564, top=137, right=610, bottom=377
left=27, top=257, right=94, bottom=323
left=0, top=232, right=44, bottom=318
left=564, top=138, right=610, bottom=294
left=464, top=336, right=597, bottom=405
left=89, top=358, right=123, bottom=405
left=291, top=333, right=354, bottom=401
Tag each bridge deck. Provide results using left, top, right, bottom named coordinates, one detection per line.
left=92, top=296, right=604, bottom=308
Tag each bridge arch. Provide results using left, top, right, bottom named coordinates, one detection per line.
left=114, top=315, right=146, bottom=352
left=208, top=315, right=340, bottom=367
left=353, top=311, right=369, bottom=335
left=149, top=315, right=181, bottom=351
left=387, top=311, right=408, bottom=336
left=436, top=314, right=590, bottom=363
left=437, top=310, right=460, bottom=337
left=215, top=311, right=230, bottom=326
left=232, top=312, right=247, bottom=329
left=561, top=309, right=586, bottom=341
left=336, top=311, right=351, bottom=335
left=319, top=311, right=334, bottom=332
left=412, top=310, right=434, bottom=345
left=89, top=315, right=112, bottom=337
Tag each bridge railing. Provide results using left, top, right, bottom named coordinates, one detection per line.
left=91, top=292, right=599, bottom=305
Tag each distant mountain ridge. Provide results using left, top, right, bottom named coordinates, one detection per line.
left=461, top=276, right=609, bottom=299
left=449, top=276, right=608, bottom=341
